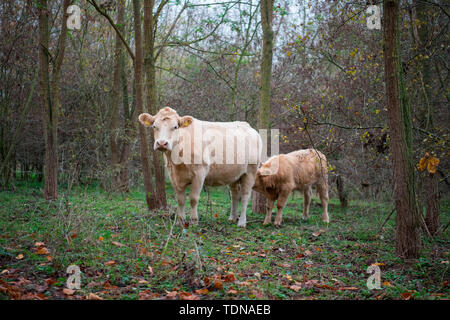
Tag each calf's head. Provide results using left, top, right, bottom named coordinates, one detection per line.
left=252, top=160, right=278, bottom=194
left=138, top=107, right=193, bottom=151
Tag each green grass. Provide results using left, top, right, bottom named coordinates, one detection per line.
left=0, top=180, right=448, bottom=300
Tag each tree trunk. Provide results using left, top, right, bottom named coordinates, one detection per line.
left=133, top=0, right=155, bottom=209
left=424, top=172, right=440, bottom=236
left=38, top=0, right=70, bottom=200
left=336, top=174, right=348, bottom=209
left=383, top=0, right=421, bottom=258
left=252, top=0, right=274, bottom=214
left=109, top=0, right=124, bottom=190
left=144, top=0, right=166, bottom=209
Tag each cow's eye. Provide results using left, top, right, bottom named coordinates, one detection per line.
left=173, top=125, right=179, bottom=130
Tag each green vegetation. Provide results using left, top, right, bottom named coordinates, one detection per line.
left=0, top=180, right=448, bottom=300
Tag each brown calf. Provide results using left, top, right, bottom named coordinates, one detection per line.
left=252, top=149, right=329, bottom=226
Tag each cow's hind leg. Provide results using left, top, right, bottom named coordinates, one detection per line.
left=316, top=182, right=330, bottom=223
left=237, top=173, right=254, bottom=228
left=228, top=183, right=240, bottom=223
left=302, top=186, right=312, bottom=221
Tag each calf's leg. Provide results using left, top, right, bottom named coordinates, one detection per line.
left=274, top=189, right=291, bottom=227
left=263, top=198, right=275, bottom=225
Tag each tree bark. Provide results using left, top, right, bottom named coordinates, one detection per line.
left=383, top=0, right=421, bottom=258
left=109, top=0, right=124, bottom=190
left=252, top=0, right=274, bottom=214
left=134, top=0, right=155, bottom=209
left=38, top=0, right=70, bottom=200
left=424, top=172, right=440, bottom=236
left=144, top=0, right=166, bottom=209
left=336, top=174, right=348, bottom=209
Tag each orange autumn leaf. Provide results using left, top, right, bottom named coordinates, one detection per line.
left=382, top=281, right=392, bottom=287
left=223, top=272, right=236, bottom=283
left=98, top=236, right=104, bottom=241
left=104, top=260, right=116, bottom=266
left=165, top=291, right=178, bottom=298
left=227, top=289, right=238, bottom=294
left=16, top=254, right=24, bottom=260
left=36, top=247, right=49, bottom=255
left=418, top=153, right=439, bottom=174
left=194, top=288, right=209, bottom=295
left=214, top=279, right=223, bottom=290
left=289, top=284, right=302, bottom=292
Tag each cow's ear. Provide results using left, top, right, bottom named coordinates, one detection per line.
left=178, top=116, right=193, bottom=128
left=138, top=113, right=155, bottom=127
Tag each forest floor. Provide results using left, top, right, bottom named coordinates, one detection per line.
left=0, top=180, right=449, bottom=300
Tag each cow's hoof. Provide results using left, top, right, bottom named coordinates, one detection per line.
left=263, top=220, right=271, bottom=226
left=228, top=217, right=238, bottom=223
left=237, top=221, right=246, bottom=228
left=191, top=218, right=198, bottom=226
left=322, top=218, right=330, bottom=223
left=302, top=215, right=308, bottom=221
left=274, top=222, right=282, bottom=227
left=177, top=218, right=186, bottom=227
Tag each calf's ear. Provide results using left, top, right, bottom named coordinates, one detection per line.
left=138, top=113, right=155, bottom=127
left=178, top=116, right=193, bottom=128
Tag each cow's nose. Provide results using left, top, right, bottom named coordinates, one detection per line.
left=156, top=140, right=168, bottom=149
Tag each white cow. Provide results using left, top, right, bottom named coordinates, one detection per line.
left=139, top=107, right=262, bottom=227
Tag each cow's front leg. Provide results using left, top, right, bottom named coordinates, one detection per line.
left=263, top=198, right=275, bottom=225
left=189, top=175, right=205, bottom=225
left=228, top=183, right=240, bottom=223
left=274, top=189, right=291, bottom=227
left=175, top=188, right=187, bottom=225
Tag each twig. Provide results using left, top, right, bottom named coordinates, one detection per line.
left=378, top=207, right=395, bottom=233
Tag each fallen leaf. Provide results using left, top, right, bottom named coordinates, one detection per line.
left=16, top=254, right=24, bottom=260
left=62, top=288, right=75, bottom=295
left=104, top=260, right=116, bottom=266
left=179, top=292, right=200, bottom=300
left=289, top=284, right=302, bottom=292
left=227, top=289, right=238, bottom=294
left=45, top=278, right=57, bottom=286
left=223, top=272, right=236, bottom=283
left=98, top=236, right=104, bottom=241
left=111, top=241, right=125, bottom=248
left=338, top=287, right=359, bottom=291
left=165, top=291, right=178, bottom=298
left=87, top=293, right=103, bottom=300
left=46, top=255, right=53, bottom=262
left=194, top=288, right=209, bottom=295
left=34, top=242, right=45, bottom=247
left=371, top=262, right=385, bottom=266
left=214, top=279, right=223, bottom=290
left=382, top=281, right=392, bottom=287
left=36, top=247, right=49, bottom=255
left=400, top=291, right=414, bottom=300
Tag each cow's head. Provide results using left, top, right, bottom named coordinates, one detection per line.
left=138, top=107, right=193, bottom=151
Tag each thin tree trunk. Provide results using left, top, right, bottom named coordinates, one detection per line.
left=383, top=0, right=421, bottom=258
left=252, top=0, right=274, bottom=214
left=134, top=0, right=155, bottom=209
left=109, top=0, right=124, bottom=190
left=38, top=0, right=70, bottom=200
left=336, top=174, right=348, bottom=209
left=144, top=0, right=166, bottom=209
